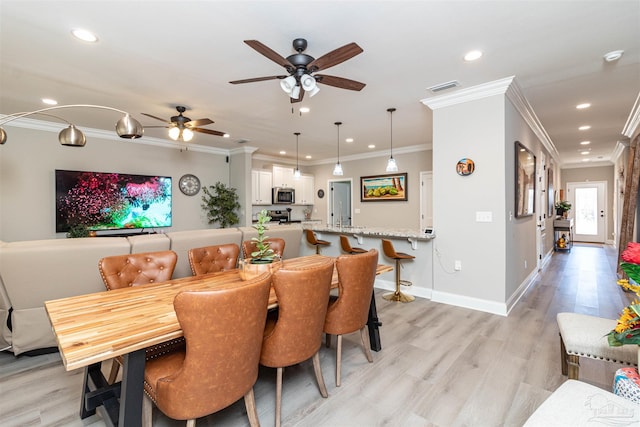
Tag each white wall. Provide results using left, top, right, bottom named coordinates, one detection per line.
left=0, top=125, right=229, bottom=241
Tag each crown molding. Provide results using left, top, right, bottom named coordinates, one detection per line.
left=420, top=76, right=515, bottom=110
left=622, top=92, right=640, bottom=138
left=420, top=76, right=559, bottom=163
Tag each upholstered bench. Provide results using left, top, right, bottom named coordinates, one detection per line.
left=557, top=312, right=638, bottom=379
left=524, top=380, right=640, bottom=426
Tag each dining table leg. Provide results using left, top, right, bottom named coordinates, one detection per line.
left=367, top=294, right=382, bottom=351
left=119, top=348, right=146, bottom=427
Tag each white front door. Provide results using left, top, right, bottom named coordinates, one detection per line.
left=567, top=181, right=606, bottom=243
left=328, top=179, right=352, bottom=227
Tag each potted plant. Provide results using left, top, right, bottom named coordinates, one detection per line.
left=555, top=200, right=571, bottom=218
left=239, top=209, right=283, bottom=280
left=201, top=182, right=240, bottom=228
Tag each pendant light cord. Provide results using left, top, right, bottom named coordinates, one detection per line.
left=335, top=121, right=342, bottom=163
left=387, top=107, right=396, bottom=159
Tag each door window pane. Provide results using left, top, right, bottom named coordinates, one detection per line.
left=575, top=188, right=597, bottom=235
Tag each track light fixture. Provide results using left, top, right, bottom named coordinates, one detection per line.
left=0, top=104, right=143, bottom=146
left=333, top=121, right=344, bottom=176
left=386, top=107, right=398, bottom=172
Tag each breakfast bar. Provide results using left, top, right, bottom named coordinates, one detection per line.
left=301, top=224, right=435, bottom=301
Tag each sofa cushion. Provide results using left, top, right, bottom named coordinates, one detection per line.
left=127, top=233, right=171, bottom=253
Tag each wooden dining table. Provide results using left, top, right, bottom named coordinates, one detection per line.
left=44, top=254, right=392, bottom=427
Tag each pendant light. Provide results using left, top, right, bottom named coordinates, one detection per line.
left=333, top=121, right=344, bottom=176
left=293, top=132, right=301, bottom=179
left=386, top=107, right=398, bottom=172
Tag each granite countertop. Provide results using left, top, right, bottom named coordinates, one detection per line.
left=302, top=223, right=435, bottom=240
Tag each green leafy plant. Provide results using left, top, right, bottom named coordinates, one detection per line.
left=250, top=209, right=275, bottom=263
left=66, top=224, right=90, bottom=238
left=201, top=182, right=240, bottom=228
left=554, top=200, right=571, bottom=212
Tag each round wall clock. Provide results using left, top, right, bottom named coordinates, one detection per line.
left=179, top=174, right=201, bottom=196
left=317, top=189, right=325, bottom=198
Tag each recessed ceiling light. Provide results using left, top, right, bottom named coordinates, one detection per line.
left=42, top=98, right=58, bottom=105
left=603, top=50, right=624, bottom=62
left=223, top=133, right=230, bottom=138
left=576, top=103, right=591, bottom=109
left=582, top=158, right=590, bottom=162
left=578, top=125, right=591, bottom=131
left=580, top=141, right=591, bottom=145
left=345, top=138, right=354, bottom=143
left=305, top=155, right=312, bottom=159
left=71, top=28, right=98, bottom=43
left=279, top=151, right=286, bottom=155
left=464, top=50, right=483, bottom=61
left=368, top=144, right=375, bottom=149
left=299, top=107, right=310, bottom=113
left=581, top=151, right=590, bottom=155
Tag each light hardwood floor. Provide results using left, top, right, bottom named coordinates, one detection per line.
left=0, top=244, right=634, bottom=426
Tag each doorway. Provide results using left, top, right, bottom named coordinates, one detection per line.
left=567, top=181, right=606, bottom=243
left=328, top=179, right=353, bottom=227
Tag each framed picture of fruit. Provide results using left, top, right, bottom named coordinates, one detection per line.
left=360, top=173, right=408, bottom=202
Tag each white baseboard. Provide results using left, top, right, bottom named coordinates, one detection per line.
left=430, top=291, right=508, bottom=316
left=374, top=279, right=433, bottom=300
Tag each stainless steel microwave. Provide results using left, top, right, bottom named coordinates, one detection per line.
left=272, top=187, right=295, bottom=204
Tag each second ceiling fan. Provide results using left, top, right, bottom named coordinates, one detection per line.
left=142, top=106, right=226, bottom=142
left=229, top=38, right=366, bottom=103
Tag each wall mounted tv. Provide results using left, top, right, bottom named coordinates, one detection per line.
left=55, top=169, right=172, bottom=233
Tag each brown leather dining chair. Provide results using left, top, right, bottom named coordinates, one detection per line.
left=99, top=250, right=181, bottom=384
left=324, top=249, right=379, bottom=386
left=242, top=237, right=286, bottom=260
left=188, top=243, right=240, bottom=276
left=339, top=234, right=367, bottom=254
left=260, top=257, right=335, bottom=427
left=142, top=272, right=272, bottom=427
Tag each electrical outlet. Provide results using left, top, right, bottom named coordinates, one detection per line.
left=454, top=260, right=462, bottom=271
left=524, top=260, right=528, bottom=269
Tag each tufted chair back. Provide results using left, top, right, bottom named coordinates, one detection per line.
left=242, top=238, right=286, bottom=260
left=323, top=249, right=378, bottom=386
left=99, top=250, right=178, bottom=290
left=143, top=272, right=271, bottom=426
left=260, top=257, right=334, bottom=427
left=188, top=243, right=240, bottom=276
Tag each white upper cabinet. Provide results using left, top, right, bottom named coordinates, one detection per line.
left=251, top=170, right=272, bottom=205
left=272, top=165, right=294, bottom=188
left=294, top=174, right=314, bottom=205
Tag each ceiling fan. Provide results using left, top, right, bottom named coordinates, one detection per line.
left=141, top=106, right=226, bottom=142
left=229, top=38, right=365, bottom=103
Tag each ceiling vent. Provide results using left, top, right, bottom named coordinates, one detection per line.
left=236, top=139, right=249, bottom=144
left=428, top=80, right=460, bottom=93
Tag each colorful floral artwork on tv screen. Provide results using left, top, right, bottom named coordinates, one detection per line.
left=55, top=170, right=172, bottom=232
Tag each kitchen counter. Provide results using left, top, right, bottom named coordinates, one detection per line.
left=299, top=223, right=434, bottom=300
left=302, top=223, right=435, bottom=241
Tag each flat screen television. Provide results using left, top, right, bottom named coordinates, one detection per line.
left=55, top=169, right=172, bottom=232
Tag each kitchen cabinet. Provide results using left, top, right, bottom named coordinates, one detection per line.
left=294, top=175, right=315, bottom=205
left=252, top=170, right=272, bottom=205
left=272, top=165, right=294, bottom=188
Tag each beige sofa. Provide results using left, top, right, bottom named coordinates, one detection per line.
left=0, top=225, right=303, bottom=355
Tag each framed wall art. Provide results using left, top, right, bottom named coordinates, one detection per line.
left=515, top=141, right=536, bottom=217
left=361, top=172, right=408, bottom=202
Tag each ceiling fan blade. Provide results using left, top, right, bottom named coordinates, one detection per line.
left=315, top=74, right=366, bottom=91
left=229, top=75, right=288, bottom=84
left=307, top=42, right=363, bottom=72
left=186, top=118, right=213, bottom=127
left=192, top=127, right=226, bottom=137
left=290, top=88, right=305, bottom=104
left=244, top=40, right=294, bottom=69
left=142, top=125, right=170, bottom=129
left=141, top=113, right=171, bottom=124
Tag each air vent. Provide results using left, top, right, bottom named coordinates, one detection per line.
left=236, top=139, right=249, bottom=144
left=428, top=80, right=460, bottom=93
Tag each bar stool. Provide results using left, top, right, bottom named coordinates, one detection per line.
left=340, top=235, right=367, bottom=254
left=381, top=239, right=415, bottom=303
left=306, top=229, right=331, bottom=254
